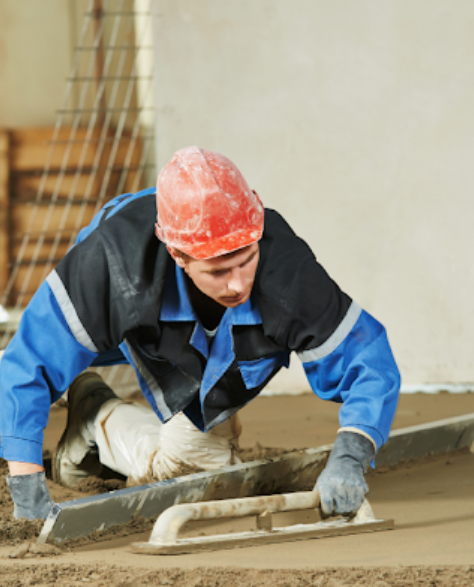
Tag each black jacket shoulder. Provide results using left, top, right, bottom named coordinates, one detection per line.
left=257, top=209, right=351, bottom=352
left=55, top=193, right=170, bottom=351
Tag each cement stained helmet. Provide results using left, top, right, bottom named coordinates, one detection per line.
left=155, top=146, right=264, bottom=259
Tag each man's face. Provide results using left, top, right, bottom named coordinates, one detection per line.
left=170, top=243, right=260, bottom=308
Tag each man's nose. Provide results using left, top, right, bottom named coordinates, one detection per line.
left=227, top=269, right=244, bottom=293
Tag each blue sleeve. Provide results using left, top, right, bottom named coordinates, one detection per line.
left=300, top=308, right=400, bottom=450
left=0, top=281, right=97, bottom=465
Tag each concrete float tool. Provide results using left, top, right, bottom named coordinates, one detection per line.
left=131, top=490, right=393, bottom=554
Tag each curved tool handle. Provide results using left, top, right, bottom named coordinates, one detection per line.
left=150, top=490, right=321, bottom=546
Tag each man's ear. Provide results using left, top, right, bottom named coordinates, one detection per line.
left=167, top=246, right=187, bottom=269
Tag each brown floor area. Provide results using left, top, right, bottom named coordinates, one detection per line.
left=1, top=392, right=474, bottom=586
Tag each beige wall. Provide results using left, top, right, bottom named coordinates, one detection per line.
left=0, top=0, right=139, bottom=130
left=153, top=0, right=474, bottom=389
left=0, top=0, right=75, bottom=127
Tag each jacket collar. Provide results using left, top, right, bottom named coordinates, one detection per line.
left=160, top=262, right=195, bottom=322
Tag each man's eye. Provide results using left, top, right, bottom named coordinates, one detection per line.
left=240, top=255, right=255, bottom=268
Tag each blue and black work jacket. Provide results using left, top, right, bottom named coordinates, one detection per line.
left=0, top=188, right=400, bottom=465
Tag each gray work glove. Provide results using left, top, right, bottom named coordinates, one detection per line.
left=315, top=431, right=375, bottom=517
left=6, top=471, right=55, bottom=520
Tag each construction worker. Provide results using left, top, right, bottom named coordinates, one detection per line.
left=0, top=146, right=400, bottom=521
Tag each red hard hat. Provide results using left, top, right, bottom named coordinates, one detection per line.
left=155, top=146, right=264, bottom=259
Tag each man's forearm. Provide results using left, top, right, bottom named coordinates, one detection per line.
left=8, top=461, right=44, bottom=476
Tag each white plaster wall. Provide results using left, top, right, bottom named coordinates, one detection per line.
left=153, top=0, right=474, bottom=390
left=0, top=0, right=75, bottom=127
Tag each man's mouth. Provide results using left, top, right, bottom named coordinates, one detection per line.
left=220, top=292, right=246, bottom=304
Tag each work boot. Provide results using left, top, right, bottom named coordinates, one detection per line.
left=53, top=372, right=118, bottom=488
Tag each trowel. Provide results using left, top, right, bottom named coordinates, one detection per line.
left=131, top=490, right=393, bottom=555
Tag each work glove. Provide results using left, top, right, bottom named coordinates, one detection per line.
left=315, top=431, right=375, bottom=517
left=6, top=471, right=55, bottom=520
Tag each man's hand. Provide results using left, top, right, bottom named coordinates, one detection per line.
left=315, top=431, right=375, bottom=517
left=6, top=471, right=54, bottom=520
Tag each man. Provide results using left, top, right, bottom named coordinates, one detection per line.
left=0, top=146, right=400, bottom=520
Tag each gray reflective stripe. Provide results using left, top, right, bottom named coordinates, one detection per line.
left=124, top=339, right=172, bottom=421
left=46, top=270, right=99, bottom=353
left=297, top=301, right=362, bottom=363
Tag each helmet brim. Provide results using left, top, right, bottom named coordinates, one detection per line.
left=157, top=226, right=263, bottom=260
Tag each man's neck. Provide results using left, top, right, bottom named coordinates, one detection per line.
left=184, top=274, right=226, bottom=331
